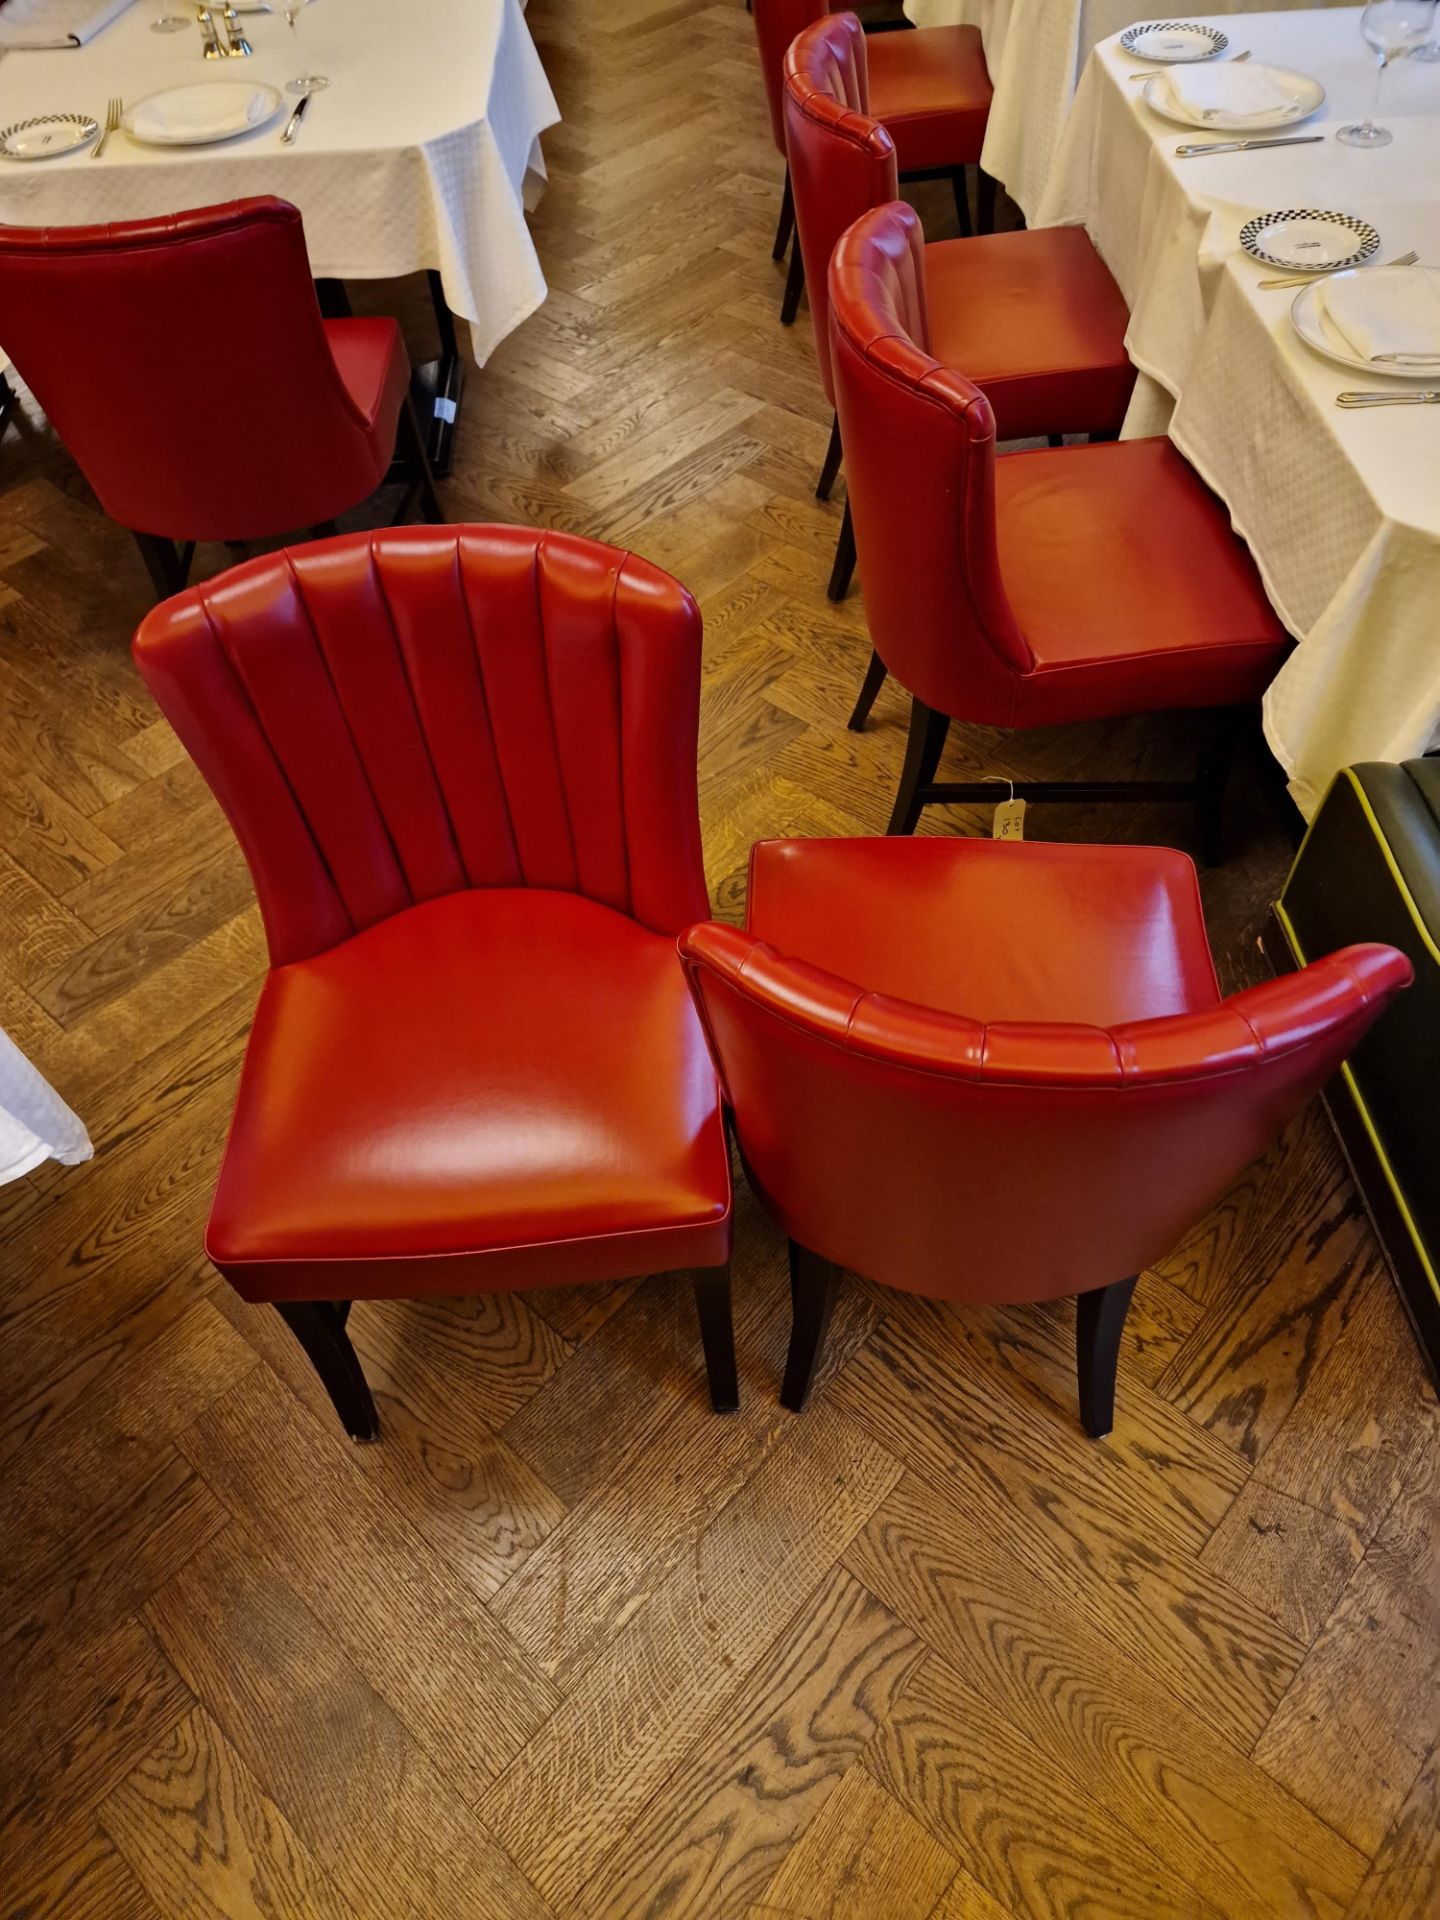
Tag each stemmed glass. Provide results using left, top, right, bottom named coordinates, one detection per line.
left=150, top=0, right=189, bottom=30
left=280, top=0, right=330, bottom=96
left=1338, top=0, right=1437, bottom=147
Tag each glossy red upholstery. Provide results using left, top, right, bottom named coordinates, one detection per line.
left=828, top=201, right=1288, bottom=727
left=759, top=4, right=989, bottom=166
left=865, top=19, right=992, bottom=172
left=132, top=526, right=732, bottom=1312
left=754, top=0, right=830, bottom=154
left=784, top=19, right=1127, bottom=423
left=682, top=836, right=1413, bottom=1307
left=0, top=198, right=412, bottom=543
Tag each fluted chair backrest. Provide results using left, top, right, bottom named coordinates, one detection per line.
left=133, top=526, right=710, bottom=965
left=783, top=10, right=897, bottom=403
left=829, top=197, right=1036, bottom=721
left=0, top=199, right=392, bottom=543
left=753, top=0, right=831, bottom=153
left=681, top=917, right=1412, bottom=1304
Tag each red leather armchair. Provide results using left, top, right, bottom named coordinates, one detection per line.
left=786, top=11, right=1134, bottom=601
left=681, top=835, right=1412, bottom=1435
left=0, top=198, right=440, bottom=602
left=132, top=526, right=736, bottom=1438
left=772, top=6, right=993, bottom=325
left=829, top=202, right=1290, bottom=851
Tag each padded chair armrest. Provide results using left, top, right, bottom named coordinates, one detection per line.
left=680, top=926, right=1413, bottom=1093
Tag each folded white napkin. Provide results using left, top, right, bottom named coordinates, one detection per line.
left=1321, top=269, right=1440, bottom=363
left=0, top=0, right=135, bottom=49
left=128, top=80, right=271, bottom=140
left=1157, top=62, right=1301, bottom=124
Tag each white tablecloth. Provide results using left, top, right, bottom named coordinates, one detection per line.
left=1038, top=9, right=1440, bottom=817
left=0, top=0, right=558, bottom=363
left=905, top=0, right=1356, bottom=219
left=0, top=1028, right=91, bottom=1185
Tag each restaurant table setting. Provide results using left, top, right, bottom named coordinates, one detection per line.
left=1036, top=6, right=1439, bottom=817
left=0, top=0, right=559, bottom=365
left=901, top=0, right=1355, bottom=218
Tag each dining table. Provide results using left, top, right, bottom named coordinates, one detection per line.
left=0, top=0, right=559, bottom=470
left=903, top=0, right=1357, bottom=219
left=1034, top=7, right=1439, bottom=818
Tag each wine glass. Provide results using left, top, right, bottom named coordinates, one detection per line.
left=280, top=0, right=329, bottom=96
left=150, top=0, right=189, bottom=29
left=1337, top=0, right=1437, bottom=147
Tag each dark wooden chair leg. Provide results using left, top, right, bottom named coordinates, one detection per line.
left=394, top=393, right=444, bottom=525
left=0, top=373, right=16, bottom=439
left=1195, top=706, right=1240, bottom=869
left=780, top=238, right=806, bottom=325
left=275, top=1300, right=380, bottom=1441
left=773, top=166, right=795, bottom=262
left=816, top=412, right=843, bottom=502
left=951, top=167, right=972, bottom=237
left=848, top=647, right=888, bottom=732
left=314, top=277, right=353, bottom=318
left=133, top=532, right=190, bottom=600
left=976, top=167, right=997, bottom=235
left=782, top=1242, right=843, bottom=1412
left=692, top=1267, right=740, bottom=1412
left=886, top=696, right=951, bottom=834
left=1075, top=1276, right=1137, bottom=1438
left=827, top=497, right=857, bottom=602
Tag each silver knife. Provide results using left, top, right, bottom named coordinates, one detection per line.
left=1175, top=134, right=1325, bottom=157
left=280, top=92, right=311, bottom=145
left=1335, top=389, right=1439, bottom=407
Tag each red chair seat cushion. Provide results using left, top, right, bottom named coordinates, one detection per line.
left=322, top=314, right=410, bottom=446
left=926, top=228, right=1134, bottom=441
left=208, top=888, right=731, bottom=1302
left=996, top=438, right=1289, bottom=729
left=745, top=835, right=1221, bottom=1028
left=868, top=24, right=992, bottom=173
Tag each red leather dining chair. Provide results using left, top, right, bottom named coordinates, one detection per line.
left=131, top=525, right=737, bottom=1439
left=786, top=10, right=1134, bottom=601
left=756, top=0, right=990, bottom=322
left=829, top=201, right=1290, bottom=852
left=681, top=835, right=1411, bottom=1435
left=0, top=198, right=440, bottom=603
left=767, top=3, right=993, bottom=325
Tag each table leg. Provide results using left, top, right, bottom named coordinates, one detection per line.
left=411, top=272, right=465, bottom=478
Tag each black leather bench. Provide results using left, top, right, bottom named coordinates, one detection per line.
left=1271, top=758, right=1440, bottom=1389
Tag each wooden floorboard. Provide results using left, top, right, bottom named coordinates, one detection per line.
left=1, top=2, right=1437, bottom=1915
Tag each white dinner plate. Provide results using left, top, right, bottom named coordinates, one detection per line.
left=123, top=81, right=283, bottom=147
left=1119, top=21, right=1229, bottom=63
left=1292, top=267, right=1440, bottom=381
left=0, top=113, right=99, bottom=161
left=1141, top=64, right=1324, bottom=132
left=1240, top=209, right=1381, bottom=275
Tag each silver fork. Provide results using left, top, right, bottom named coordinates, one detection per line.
left=1259, top=248, right=1419, bottom=292
left=90, top=96, right=121, bottom=160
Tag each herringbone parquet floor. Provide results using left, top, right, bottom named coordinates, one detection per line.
left=2, top=3, right=1438, bottom=1916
